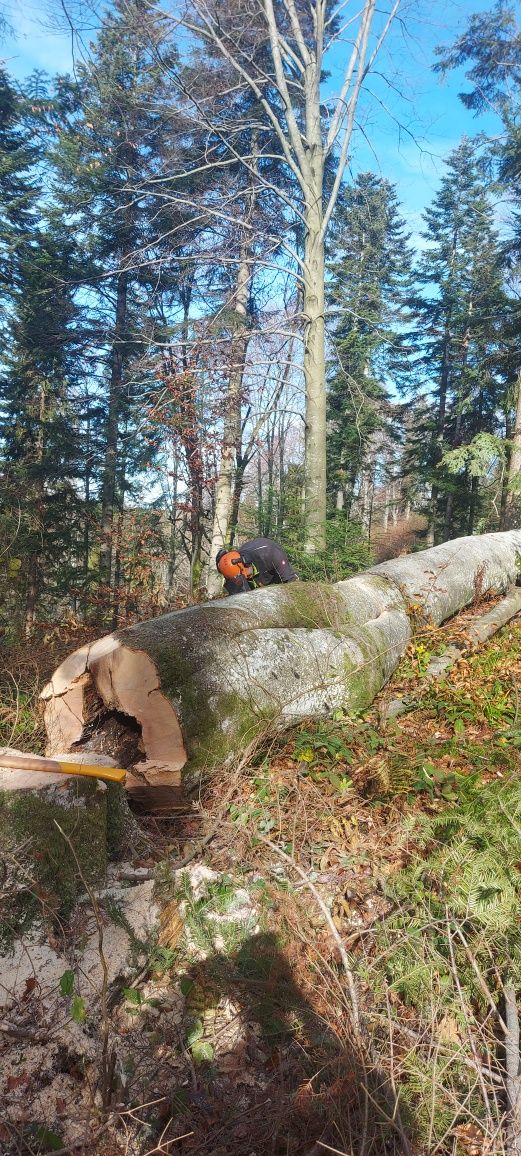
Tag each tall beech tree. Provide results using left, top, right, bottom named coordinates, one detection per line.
left=161, top=0, right=400, bottom=553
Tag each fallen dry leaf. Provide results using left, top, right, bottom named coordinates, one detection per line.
left=6, top=1072, right=29, bottom=1091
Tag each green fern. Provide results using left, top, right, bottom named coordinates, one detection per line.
left=364, top=767, right=521, bottom=1149
left=366, top=756, right=414, bottom=796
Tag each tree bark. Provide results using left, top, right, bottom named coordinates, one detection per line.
left=504, top=983, right=521, bottom=1153
left=504, top=369, right=521, bottom=529
left=303, top=208, right=327, bottom=552
left=100, top=267, right=129, bottom=589
left=42, top=531, right=521, bottom=785
left=24, top=382, right=46, bottom=638
left=206, top=163, right=257, bottom=597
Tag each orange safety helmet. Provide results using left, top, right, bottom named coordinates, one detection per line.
left=216, top=549, right=245, bottom=579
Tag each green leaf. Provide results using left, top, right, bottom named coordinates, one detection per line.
left=186, top=1018, right=204, bottom=1046
left=123, top=987, right=142, bottom=1005
left=71, top=995, right=86, bottom=1023
left=258, top=817, right=275, bottom=833
left=180, top=976, right=194, bottom=997
left=191, top=1040, right=214, bottom=1064
left=28, top=1125, right=64, bottom=1150
left=59, top=969, right=74, bottom=997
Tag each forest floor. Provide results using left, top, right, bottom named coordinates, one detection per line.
left=2, top=598, right=521, bottom=1156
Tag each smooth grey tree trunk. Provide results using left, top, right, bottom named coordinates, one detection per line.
left=207, top=225, right=255, bottom=597
left=187, top=0, right=390, bottom=557
left=42, top=532, right=521, bottom=786
left=303, top=200, right=327, bottom=552
left=504, top=369, right=521, bottom=529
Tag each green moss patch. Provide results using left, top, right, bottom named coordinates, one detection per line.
left=0, top=779, right=108, bottom=940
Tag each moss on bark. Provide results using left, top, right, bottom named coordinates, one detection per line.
left=0, top=778, right=109, bottom=945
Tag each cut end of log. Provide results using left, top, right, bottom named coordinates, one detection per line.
left=40, top=532, right=521, bottom=807
left=42, top=633, right=187, bottom=808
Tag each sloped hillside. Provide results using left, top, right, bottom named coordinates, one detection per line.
left=3, top=599, right=521, bottom=1155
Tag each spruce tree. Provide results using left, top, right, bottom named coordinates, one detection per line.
left=326, top=173, right=414, bottom=521
left=413, top=139, right=507, bottom=541
left=0, top=228, right=82, bottom=636
left=49, top=0, right=186, bottom=601
left=0, top=69, right=35, bottom=304
left=435, top=4, right=521, bottom=526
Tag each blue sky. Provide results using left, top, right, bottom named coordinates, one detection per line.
left=0, top=0, right=507, bottom=235
left=2, top=0, right=81, bottom=77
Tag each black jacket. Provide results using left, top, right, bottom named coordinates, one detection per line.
left=223, top=537, right=298, bottom=595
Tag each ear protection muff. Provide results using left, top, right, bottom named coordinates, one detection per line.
left=216, top=549, right=245, bottom=579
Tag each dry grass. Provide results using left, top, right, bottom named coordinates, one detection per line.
left=0, top=624, right=99, bottom=754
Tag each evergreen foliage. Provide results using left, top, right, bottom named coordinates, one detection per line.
left=48, top=0, right=189, bottom=596
left=326, top=174, right=414, bottom=519
left=409, top=139, right=509, bottom=540
left=0, top=229, right=83, bottom=635
left=1, top=0, right=521, bottom=631
left=367, top=772, right=521, bottom=1144
left=0, top=69, right=35, bottom=301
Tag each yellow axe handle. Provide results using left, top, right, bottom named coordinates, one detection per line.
left=0, top=753, right=126, bottom=783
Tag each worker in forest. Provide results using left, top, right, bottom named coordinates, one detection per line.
left=215, top=537, right=298, bottom=595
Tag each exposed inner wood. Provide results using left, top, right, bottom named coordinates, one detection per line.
left=43, top=640, right=187, bottom=791
left=90, top=645, right=186, bottom=771
left=43, top=675, right=90, bottom=753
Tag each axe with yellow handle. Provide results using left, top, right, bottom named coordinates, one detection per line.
left=0, top=752, right=126, bottom=784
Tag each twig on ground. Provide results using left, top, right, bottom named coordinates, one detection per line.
left=141, top=1124, right=194, bottom=1154
left=446, top=912, right=496, bottom=1115
left=54, top=820, right=116, bottom=1109
left=504, top=982, right=521, bottom=1152
left=0, top=1021, right=48, bottom=1042
left=454, top=925, right=509, bottom=1035
left=257, top=834, right=361, bottom=1029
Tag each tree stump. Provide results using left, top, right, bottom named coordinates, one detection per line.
left=0, top=749, right=125, bottom=948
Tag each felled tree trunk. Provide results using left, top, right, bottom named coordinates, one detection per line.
left=41, top=532, right=521, bottom=783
